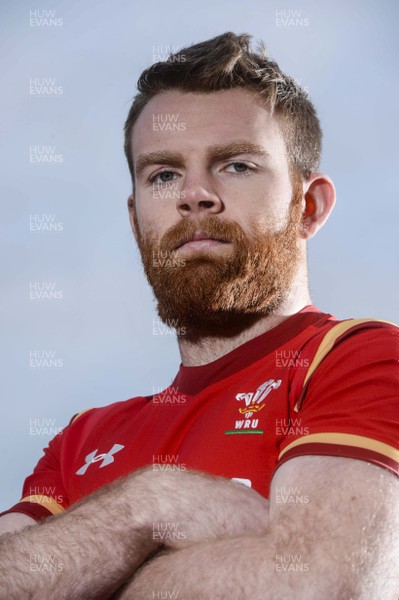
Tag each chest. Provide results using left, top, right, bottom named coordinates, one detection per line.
left=65, top=372, right=297, bottom=502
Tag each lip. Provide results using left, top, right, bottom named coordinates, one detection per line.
left=176, top=231, right=230, bottom=251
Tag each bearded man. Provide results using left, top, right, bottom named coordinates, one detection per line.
left=1, top=32, right=398, bottom=600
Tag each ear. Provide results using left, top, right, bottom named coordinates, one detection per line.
left=300, top=173, right=336, bottom=240
left=127, top=194, right=138, bottom=243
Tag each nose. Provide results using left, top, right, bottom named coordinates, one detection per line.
left=176, top=174, right=223, bottom=217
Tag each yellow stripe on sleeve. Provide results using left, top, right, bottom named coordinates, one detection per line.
left=71, top=408, right=92, bottom=424
left=278, top=432, right=399, bottom=463
left=19, top=495, right=64, bottom=515
left=303, top=318, right=394, bottom=388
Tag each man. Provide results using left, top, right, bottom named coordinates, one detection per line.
left=0, top=32, right=398, bottom=599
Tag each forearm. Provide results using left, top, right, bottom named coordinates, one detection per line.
left=0, top=472, right=158, bottom=600
left=114, top=533, right=356, bottom=600
left=0, top=469, right=269, bottom=599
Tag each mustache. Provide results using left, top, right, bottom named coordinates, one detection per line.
left=158, top=216, right=248, bottom=252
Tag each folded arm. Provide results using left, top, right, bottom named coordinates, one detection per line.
left=0, top=468, right=269, bottom=599
left=114, top=456, right=399, bottom=600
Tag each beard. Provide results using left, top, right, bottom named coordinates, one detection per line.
left=134, top=180, right=304, bottom=338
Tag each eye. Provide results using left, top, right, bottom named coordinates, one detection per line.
left=225, top=162, right=255, bottom=175
left=149, top=170, right=178, bottom=185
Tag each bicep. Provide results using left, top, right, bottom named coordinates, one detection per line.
left=0, top=513, right=37, bottom=537
left=269, top=455, right=399, bottom=598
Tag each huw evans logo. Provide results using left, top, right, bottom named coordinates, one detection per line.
left=29, top=10, right=63, bottom=27
left=29, top=146, right=63, bottom=164
left=152, top=113, right=186, bottom=132
left=30, top=77, right=63, bottom=95
left=275, top=9, right=310, bottom=27
left=30, top=214, right=63, bottom=232
left=152, top=45, right=186, bottom=63
left=29, top=282, right=63, bottom=301
left=29, top=350, right=63, bottom=368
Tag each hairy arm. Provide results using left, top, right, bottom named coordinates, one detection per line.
left=114, top=457, right=399, bottom=600
left=0, top=468, right=269, bottom=599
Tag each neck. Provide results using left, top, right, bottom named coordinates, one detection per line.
left=177, top=277, right=311, bottom=367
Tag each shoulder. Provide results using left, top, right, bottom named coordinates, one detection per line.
left=300, top=316, right=398, bottom=386
left=68, top=394, right=151, bottom=428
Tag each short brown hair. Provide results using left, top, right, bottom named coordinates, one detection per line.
left=124, top=32, right=321, bottom=185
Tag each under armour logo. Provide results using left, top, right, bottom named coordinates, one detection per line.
left=75, top=443, right=125, bottom=476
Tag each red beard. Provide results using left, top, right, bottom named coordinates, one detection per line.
left=135, top=184, right=303, bottom=338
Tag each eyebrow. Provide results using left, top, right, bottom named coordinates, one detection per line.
left=135, top=151, right=184, bottom=180
left=134, top=142, right=270, bottom=180
left=207, top=142, right=270, bottom=163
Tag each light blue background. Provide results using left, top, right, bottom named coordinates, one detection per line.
left=1, top=0, right=398, bottom=511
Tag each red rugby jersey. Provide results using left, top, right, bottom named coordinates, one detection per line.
left=1, top=305, right=398, bottom=522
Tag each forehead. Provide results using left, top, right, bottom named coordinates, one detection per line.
left=131, top=88, right=286, bottom=160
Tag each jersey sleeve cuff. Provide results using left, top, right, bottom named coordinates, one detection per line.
left=0, top=501, right=53, bottom=522
left=275, top=433, right=399, bottom=478
left=0, top=494, right=65, bottom=522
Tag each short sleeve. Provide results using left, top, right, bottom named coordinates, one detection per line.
left=276, top=322, right=399, bottom=476
left=0, top=425, right=70, bottom=522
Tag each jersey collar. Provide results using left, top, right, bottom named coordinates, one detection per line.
left=171, top=305, right=332, bottom=396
